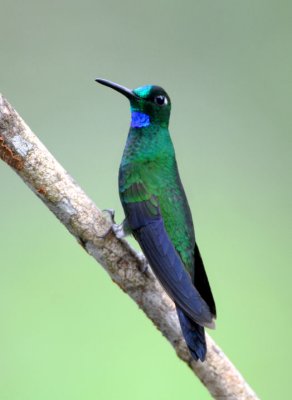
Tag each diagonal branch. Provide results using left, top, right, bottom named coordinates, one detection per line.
left=0, top=94, right=258, bottom=400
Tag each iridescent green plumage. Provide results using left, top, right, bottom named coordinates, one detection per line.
left=96, top=79, right=216, bottom=361
left=119, top=124, right=195, bottom=274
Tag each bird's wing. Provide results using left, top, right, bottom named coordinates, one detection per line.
left=122, top=182, right=214, bottom=327
left=194, top=243, right=217, bottom=318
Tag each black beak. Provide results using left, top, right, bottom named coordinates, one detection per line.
left=95, top=78, right=136, bottom=100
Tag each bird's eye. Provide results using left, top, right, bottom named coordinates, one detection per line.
left=154, top=95, right=167, bottom=106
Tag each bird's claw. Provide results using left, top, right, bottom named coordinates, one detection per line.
left=136, top=252, right=149, bottom=275
left=103, top=208, right=116, bottom=222
left=97, top=211, right=150, bottom=276
left=97, top=209, right=128, bottom=240
left=112, top=223, right=126, bottom=239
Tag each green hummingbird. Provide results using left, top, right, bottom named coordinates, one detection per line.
left=96, top=79, right=216, bottom=361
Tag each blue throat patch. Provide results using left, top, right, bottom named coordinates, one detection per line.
left=131, top=111, right=150, bottom=128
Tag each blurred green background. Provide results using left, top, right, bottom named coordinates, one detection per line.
left=1, top=1, right=291, bottom=399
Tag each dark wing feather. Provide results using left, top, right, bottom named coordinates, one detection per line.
left=194, top=243, right=217, bottom=318
left=125, top=200, right=214, bottom=327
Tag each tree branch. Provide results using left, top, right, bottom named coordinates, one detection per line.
left=0, top=94, right=258, bottom=400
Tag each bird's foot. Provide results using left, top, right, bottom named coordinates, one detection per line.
left=97, top=212, right=150, bottom=276
left=97, top=210, right=131, bottom=240
left=136, top=251, right=149, bottom=275
left=112, top=222, right=127, bottom=239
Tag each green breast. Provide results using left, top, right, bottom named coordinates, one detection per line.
left=155, top=168, right=195, bottom=274
left=119, top=125, right=195, bottom=275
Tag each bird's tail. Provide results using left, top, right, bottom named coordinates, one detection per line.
left=176, top=306, right=206, bottom=361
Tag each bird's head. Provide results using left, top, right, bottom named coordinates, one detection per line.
left=96, top=79, right=171, bottom=128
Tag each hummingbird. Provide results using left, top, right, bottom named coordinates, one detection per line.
left=95, top=79, right=216, bottom=361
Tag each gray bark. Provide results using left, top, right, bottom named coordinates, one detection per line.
left=0, top=94, right=258, bottom=400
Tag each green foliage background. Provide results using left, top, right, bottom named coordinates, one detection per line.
left=1, top=1, right=291, bottom=399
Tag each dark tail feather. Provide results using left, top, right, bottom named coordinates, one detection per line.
left=176, top=306, right=206, bottom=361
